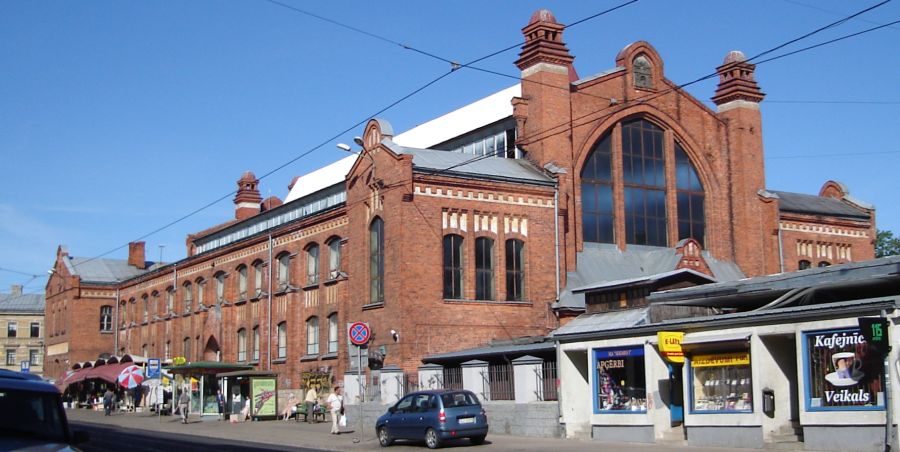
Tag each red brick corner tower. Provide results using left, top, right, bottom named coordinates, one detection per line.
left=713, top=51, right=777, bottom=276
left=233, top=171, right=262, bottom=220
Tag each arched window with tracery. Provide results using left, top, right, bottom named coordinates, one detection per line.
left=675, top=142, right=705, bottom=244
left=581, top=133, right=614, bottom=244
left=623, top=119, right=666, bottom=246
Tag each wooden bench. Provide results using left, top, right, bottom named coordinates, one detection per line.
left=294, top=403, right=327, bottom=422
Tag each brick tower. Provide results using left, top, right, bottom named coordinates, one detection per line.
left=233, top=171, right=262, bottom=221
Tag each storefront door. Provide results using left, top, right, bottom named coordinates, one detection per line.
left=668, top=363, right=684, bottom=425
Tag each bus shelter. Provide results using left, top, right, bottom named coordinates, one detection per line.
left=217, top=370, right=279, bottom=421
left=166, top=362, right=251, bottom=416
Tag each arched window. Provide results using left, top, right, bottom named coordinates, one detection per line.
left=675, top=143, right=705, bottom=244
left=306, top=316, right=319, bottom=356
left=151, top=291, right=159, bottom=319
left=327, top=313, right=338, bottom=353
left=443, top=234, right=464, bottom=299
left=276, top=252, right=291, bottom=289
left=633, top=55, right=653, bottom=89
left=100, top=305, right=113, bottom=332
left=327, top=237, right=342, bottom=278
left=505, top=239, right=525, bottom=301
left=277, top=322, right=287, bottom=359
left=120, top=301, right=128, bottom=326
left=183, top=337, right=191, bottom=361
left=183, top=282, right=193, bottom=313
left=237, top=265, right=248, bottom=300
left=581, top=118, right=706, bottom=248
left=142, top=295, right=149, bottom=323
left=799, top=260, right=811, bottom=270
left=252, top=260, right=265, bottom=297
left=142, top=344, right=148, bottom=357
left=166, top=287, right=175, bottom=313
left=370, top=217, right=385, bottom=304
left=164, top=340, right=170, bottom=360
left=475, top=237, right=495, bottom=301
left=818, top=261, right=831, bottom=268
left=215, top=272, right=226, bottom=303
left=196, top=278, right=206, bottom=308
left=623, top=119, right=666, bottom=246
left=237, top=328, right=247, bottom=362
left=306, top=243, right=320, bottom=285
left=581, top=133, right=614, bottom=243
left=252, top=326, right=260, bottom=361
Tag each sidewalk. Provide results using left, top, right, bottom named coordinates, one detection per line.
left=65, top=408, right=783, bottom=451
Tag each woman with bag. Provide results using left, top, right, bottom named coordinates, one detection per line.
left=326, top=386, right=344, bottom=435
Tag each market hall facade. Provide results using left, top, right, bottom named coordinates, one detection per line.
left=44, top=7, right=879, bottom=436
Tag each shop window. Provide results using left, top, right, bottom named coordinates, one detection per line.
left=369, top=217, right=385, bottom=304
left=327, top=313, right=338, bottom=353
left=804, top=328, right=885, bottom=411
left=475, top=237, right=494, bottom=301
left=237, top=265, right=248, bottom=299
left=306, top=243, right=319, bottom=285
left=594, top=346, right=646, bottom=412
left=799, top=260, right=811, bottom=270
left=505, top=239, right=525, bottom=301
left=100, top=306, right=112, bottom=332
left=690, top=352, right=752, bottom=412
left=443, top=234, right=464, bottom=299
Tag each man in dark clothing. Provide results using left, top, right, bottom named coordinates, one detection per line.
left=103, top=388, right=115, bottom=416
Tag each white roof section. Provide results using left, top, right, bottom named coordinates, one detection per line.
left=393, top=84, right=520, bottom=149
left=284, top=154, right=357, bottom=203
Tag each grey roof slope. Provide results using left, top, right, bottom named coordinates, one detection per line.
left=0, top=292, right=44, bottom=313
left=770, top=190, right=870, bottom=219
left=384, top=140, right=554, bottom=186
left=551, top=307, right=651, bottom=337
left=64, top=256, right=154, bottom=284
left=423, top=338, right=555, bottom=363
left=554, top=243, right=744, bottom=311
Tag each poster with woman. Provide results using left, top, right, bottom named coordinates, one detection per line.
left=805, top=328, right=884, bottom=410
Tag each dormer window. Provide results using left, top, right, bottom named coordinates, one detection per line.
left=633, top=55, right=653, bottom=89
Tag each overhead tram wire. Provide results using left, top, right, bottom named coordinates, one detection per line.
left=70, top=5, right=643, bottom=269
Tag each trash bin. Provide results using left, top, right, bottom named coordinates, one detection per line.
left=762, top=388, right=775, bottom=417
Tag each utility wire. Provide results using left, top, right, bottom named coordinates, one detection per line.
left=769, top=150, right=900, bottom=160
left=0, top=267, right=43, bottom=278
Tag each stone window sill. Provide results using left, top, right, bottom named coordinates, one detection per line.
left=300, top=354, right=319, bottom=362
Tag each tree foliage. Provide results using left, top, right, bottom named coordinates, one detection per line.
left=875, top=229, right=900, bottom=258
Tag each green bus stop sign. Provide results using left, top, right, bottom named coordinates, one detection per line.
left=858, top=317, right=890, bottom=356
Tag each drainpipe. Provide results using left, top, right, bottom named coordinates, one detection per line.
left=554, top=187, right=561, bottom=299
left=114, top=287, right=119, bottom=355
left=267, top=233, right=273, bottom=371
left=882, top=309, right=893, bottom=452
left=777, top=214, right=785, bottom=273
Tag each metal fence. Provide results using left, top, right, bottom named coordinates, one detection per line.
left=485, top=362, right=515, bottom=401
left=400, top=373, right=419, bottom=398
left=536, top=360, right=558, bottom=401
left=443, top=366, right=463, bottom=391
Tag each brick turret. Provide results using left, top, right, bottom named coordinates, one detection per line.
left=233, top=171, right=262, bottom=220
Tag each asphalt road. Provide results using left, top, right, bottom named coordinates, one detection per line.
left=71, top=421, right=328, bottom=452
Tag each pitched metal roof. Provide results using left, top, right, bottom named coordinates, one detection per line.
left=570, top=268, right=716, bottom=294
left=554, top=243, right=744, bottom=311
left=64, top=256, right=153, bottom=284
left=770, top=190, right=870, bottom=219
left=394, top=145, right=555, bottom=186
left=0, top=291, right=44, bottom=313
left=422, top=338, right=555, bottom=363
left=551, top=307, right=651, bottom=337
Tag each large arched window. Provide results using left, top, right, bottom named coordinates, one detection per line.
left=505, top=239, right=525, bottom=301
left=306, top=243, right=319, bottom=285
left=443, top=234, right=464, bottom=299
left=475, top=237, right=494, bottom=301
left=370, top=217, right=385, bottom=304
left=581, top=118, right=706, bottom=248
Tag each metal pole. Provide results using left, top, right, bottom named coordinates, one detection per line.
left=883, top=309, right=893, bottom=452
left=267, top=233, right=273, bottom=371
left=356, top=344, right=363, bottom=443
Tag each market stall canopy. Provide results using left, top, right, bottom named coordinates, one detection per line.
left=165, top=361, right=252, bottom=375
left=217, top=370, right=277, bottom=378
left=84, top=362, right=133, bottom=384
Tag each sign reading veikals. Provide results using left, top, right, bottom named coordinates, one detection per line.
left=805, top=328, right=885, bottom=410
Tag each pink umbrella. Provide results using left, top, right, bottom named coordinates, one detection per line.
left=118, top=365, right=144, bottom=389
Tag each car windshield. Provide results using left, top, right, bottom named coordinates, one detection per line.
left=440, top=391, right=479, bottom=408
left=0, top=389, right=67, bottom=442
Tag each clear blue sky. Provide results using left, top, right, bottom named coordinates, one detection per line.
left=2, top=0, right=898, bottom=294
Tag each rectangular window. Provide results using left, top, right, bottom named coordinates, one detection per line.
left=277, top=323, right=287, bottom=359
left=30, top=322, right=40, bottom=338
left=5, top=350, right=15, bottom=366
left=804, top=328, right=885, bottom=411
left=7, top=322, right=16, bottom=338
left=370, top=219, right=385, bottom=304
left=307, top=317, right=319, bottom=356
left=690, top=352, right=752, bottom=412
left=252, top=327, right=260, bottom=361
left=594, top=346, right=646, bottom=412
left=237, top=330, right=247, bottom=362
left=29, top=349, right=40, bottom=366
left=100, top=306, right=112, bottom=332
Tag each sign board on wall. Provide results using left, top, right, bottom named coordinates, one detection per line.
left=805, top=328, right=885, bottom=410
left=657, top=331, right=685, bottom=364
left=250, top=377, right=277, bottom=418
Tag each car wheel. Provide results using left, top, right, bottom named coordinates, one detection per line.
left=378, top=426, right=393, bottom=447
left=425, top=427, right=442, bottom=449
left=470, top=434, right=486, bottom=445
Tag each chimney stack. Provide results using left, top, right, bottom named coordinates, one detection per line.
left=128, top=241, right=147, bottom=269
left=234, top=171, right=263, bottom=220
left=10, top=285, right=22, bottom=296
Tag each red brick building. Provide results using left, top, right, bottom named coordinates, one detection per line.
left=46, top=9, right=874, bottom=398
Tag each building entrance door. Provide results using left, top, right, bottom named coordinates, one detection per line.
left=668, top=363, right=684, bottom=426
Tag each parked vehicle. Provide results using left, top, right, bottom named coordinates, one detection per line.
left=375, top=389, right=488, bottom=449
left=0, top=369, right=89, bottom=451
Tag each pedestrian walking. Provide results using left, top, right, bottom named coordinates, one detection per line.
left=303, top=385, right=318, bottom=423
left=216, top=389, right=225, bottom=421
left=102, top=388, right=115, bottom=416
left=326, top=386, right=343, bottom=435
left=178, top=388, right=191, bottom=424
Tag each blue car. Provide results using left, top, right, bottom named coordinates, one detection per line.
left=376, top=389, right=488, bottom=449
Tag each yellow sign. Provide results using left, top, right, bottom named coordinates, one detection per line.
left=657, top=331, right=685, bottom=363
left=691, top=352, right=750, bottom=368
left=172, top=356, right=187, bottom=366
